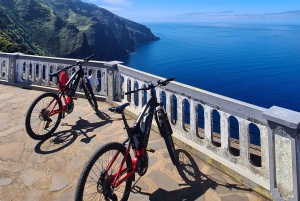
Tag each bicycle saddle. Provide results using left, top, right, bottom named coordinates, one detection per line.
left=108, top=103, right=130, bottom=114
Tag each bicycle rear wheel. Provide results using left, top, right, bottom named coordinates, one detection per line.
left=75, top=142, right=133, bottom=201
left=82, top=77, right=98, bottom=111
left=25, top=92, right=62, bottom=140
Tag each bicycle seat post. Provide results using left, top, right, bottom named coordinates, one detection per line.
left=121, top=112, right=130, bottom=130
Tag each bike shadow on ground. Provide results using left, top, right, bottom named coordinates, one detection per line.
left=132, top=149, right=252, bottom=201
left=34, top=111, right=112, bottom=154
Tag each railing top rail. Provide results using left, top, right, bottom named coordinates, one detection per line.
left=118, top=64, right=267, bottom=124
left=0, top=52, right=113, bottom=68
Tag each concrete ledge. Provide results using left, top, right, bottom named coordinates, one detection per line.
left=263, top=106, right=300, bottom=129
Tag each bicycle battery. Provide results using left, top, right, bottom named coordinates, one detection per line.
left=141, top=112, right=153, bottom=148
left=155, top=108, right=173, bottom=137
left=67, top=78, right=79, bottom=97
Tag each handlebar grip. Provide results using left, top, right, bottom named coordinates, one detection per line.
left=165, top=77, right=175, bottom=82
left=125, top=89, right=140, bottom=95
left=157, top=77, right=175, bottom=85
left=84, top=54, right=95, bottom=61
left=125, top=91, right=132, bottom=95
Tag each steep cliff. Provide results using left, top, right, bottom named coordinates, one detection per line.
left=0, top=0, right=159, bottom=60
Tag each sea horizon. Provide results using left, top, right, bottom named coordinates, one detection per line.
left=122, top=22, right=300, bottom=112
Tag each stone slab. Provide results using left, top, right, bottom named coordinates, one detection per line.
left=19, top=169, right=46, bottom=187
left=50, top=175, right=72, bottom=191
left=0, top=142, right=24, bottom=161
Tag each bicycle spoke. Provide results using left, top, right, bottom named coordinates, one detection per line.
left=77, top=143, right=132, bottom=201
left=25, top=93, right=62, bottom=140
left=83, top=191, right=101, bottom=200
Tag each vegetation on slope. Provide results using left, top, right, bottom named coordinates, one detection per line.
left=0, top=0, right=159, bottom=60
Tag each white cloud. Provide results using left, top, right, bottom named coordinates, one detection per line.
left=101, top=0, right=131, bottom=6
left=98, top=5, right=123, bottom=11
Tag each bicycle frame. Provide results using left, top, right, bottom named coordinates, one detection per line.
left=106, top=85, right=162, bottom=189
left=47, top=65, right=85, bottom=117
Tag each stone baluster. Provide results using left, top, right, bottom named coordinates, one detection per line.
left=257, top=124, right=269, bottom=178
left=238, top=118, right=250, bottom=165
left=176, top=95, right=184, bottom=137
left=156, top=88, right=162, bottom=105
left=25, top=64, right=29, bottom=81
left=120, top=75, right=125, bottom=103
left=263, top=106, right=300, bottom=201
left=120, top=75, right=127, bottom=104
left=165, top=92, right=172, bottom=125
left=8, top=56, right=15, bottom=84
left=46, top=64, right=50, bottom=85
left=38, top=64, right=42, bottom=85
left=189, top=100, right=198, bottom=141
left=16, top=60, right=22, bottom=82
left=106, top=68, right=114, bottom=103
left=31, top=63, right=35, bottom=83
left=204, top=105, right=213, bottom=143
left=0, top=60, right=4, bottom=80
left=138, top=81, right=144, bottom=110
left=220, top=111, right=230, bottom=151
left=102, top=70, right=107, bottom=96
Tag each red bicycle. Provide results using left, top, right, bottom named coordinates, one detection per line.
left=75, top=77, right=178, bottom=201
left=25, top=54, right=98, bottom=140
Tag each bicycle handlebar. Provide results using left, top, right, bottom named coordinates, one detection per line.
left=125, top=77, right=175, bottom=95
left=75, top=54, right=95, bottom=66
left=157, top=77, right=175, bottom=86
left=49, top=54, right=95, bottom=77
left=82, top=54, right=95, bottom=63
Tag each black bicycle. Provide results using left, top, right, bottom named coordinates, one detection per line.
left=75, top=77, right=178, bottom=201
left=25, top=54, right=98, bottom=140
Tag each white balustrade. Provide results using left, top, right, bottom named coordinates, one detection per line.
left=1, top=52, right=299, bottom=201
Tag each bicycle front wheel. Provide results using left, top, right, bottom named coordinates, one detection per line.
left=25, top=92, right=62, bottom=140
left=163, top=134, right=179, bottom=166
left=82, top=77, right=98, bottom=111
left=75, top=142, right=133, bottom=201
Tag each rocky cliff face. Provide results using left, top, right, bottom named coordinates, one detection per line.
left=0, top=0, right=159, bottom=60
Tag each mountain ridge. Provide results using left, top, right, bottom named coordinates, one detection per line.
left=0, top=0, right=159, bottom=60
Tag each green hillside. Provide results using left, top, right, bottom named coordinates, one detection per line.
left=0, top=0, right=159, bottom=60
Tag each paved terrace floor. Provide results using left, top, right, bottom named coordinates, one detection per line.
left=0, top=84, right=268, bottom=201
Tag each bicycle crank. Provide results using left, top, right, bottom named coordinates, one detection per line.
left=99, top=171, right=117, bottom=200
left=40, top=109, right=52, bottom=129
left=137, top=151, right=149, bottom=176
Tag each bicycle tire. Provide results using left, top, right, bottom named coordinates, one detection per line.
left=25, top=92, right=62, bottom=140
left=75, top=142, right=133, bottom=201
left=163, top=134, right=179, bottom=166
left=82, top=77, right=98, bottom=111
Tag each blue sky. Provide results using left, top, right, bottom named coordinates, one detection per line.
left=82, top=0, right=300, bottom=23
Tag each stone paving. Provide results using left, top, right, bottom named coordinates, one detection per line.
left=0, top=84, right=268, bottom=201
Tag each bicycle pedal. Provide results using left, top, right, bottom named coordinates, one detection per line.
left=146, top=148, right=155, bottom=153
left=71, top=97, right=77, bottom=100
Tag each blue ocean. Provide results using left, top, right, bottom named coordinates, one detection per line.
left=122, top=23, right=300, bottom=112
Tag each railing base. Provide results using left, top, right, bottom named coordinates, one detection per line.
left=0, top=81, right=106, bottom=102
left=172, top=133, right=272, bottom=200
